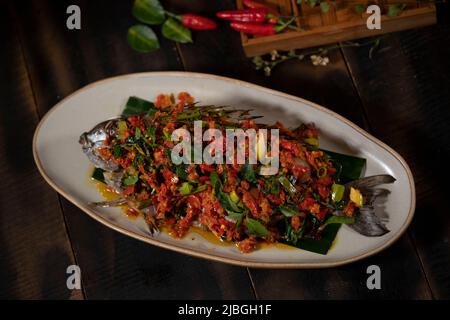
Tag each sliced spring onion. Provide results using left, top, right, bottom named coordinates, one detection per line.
left=278, top=176, right=297, bottom=196
left=317, top=166, right=327, bottom=179
left=331, top=183, right=345, bottom=203
left=230, top=190, right=240, bottom=203
left=179, top=182, right=193, bottom=195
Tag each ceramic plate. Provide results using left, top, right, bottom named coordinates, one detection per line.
left=33, top=72, right=415, bottom=268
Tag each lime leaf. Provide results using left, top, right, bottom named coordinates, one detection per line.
left=122, top=96, right=156, bottom=117
left=132, top=0, right=165, bottom=25
left=127, top=25, right=160, bottom=53
left=162, top=18, right=193, bottom=44
left=355, top=4, right=365, bottom=14
left=387, top=4, right=402, bottom=17
left=246, top=218, right=271, bottom=237
left=320, top=2, right=329, bottom=13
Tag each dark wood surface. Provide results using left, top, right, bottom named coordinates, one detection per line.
left=1, top=0, right=448, bottom=299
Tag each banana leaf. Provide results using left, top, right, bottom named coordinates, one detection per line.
left=91, top=167, right=105, bottom=183
left=323, top=150, right=366, bottom=184
left=121, top=96, right=156, bottom=117
left=283, top=150, right=366, bottom=254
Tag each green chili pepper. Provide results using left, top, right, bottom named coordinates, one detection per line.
left=331, top=183, right=345, bottom=203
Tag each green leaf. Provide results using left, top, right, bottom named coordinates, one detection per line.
left=122, top=96, right=156, bottom=117
left=218, top=191, right=241, bottom=213
left=132, top=0, right=165, bottom=25
left=179, top=182, right=193, bottom=196
left=240, top=163, right=257, bottom=184
left=320, top=2, right=329, bottom=13
left=278, top=176, right=297, bottom=196
left=387, top=4, right=402, bottom=17
left=323, top=215, right=355, bottom=226
left=175, top=165, right=188, bottom=180
left=127, top=25, right=160, bottom=53
left=92, top=168, right=105, bottom=183
left=161, top=18, right=192, bottom=44
left=210, top=172, right=221, bottom=193
left=246, top=218, right=271, bottom=237
left=123, top=175, right=139, bottom=186
left=227, top=211, right=244, bottom=227
left=355, top=4, right=365, bottom=14
left=113, top=145, right=122, bottom=159
left=147, top=126, right=156, bottom=145
left=279, top=205, right=300, bottom=217
left=135, top=127, right=142, bottom=139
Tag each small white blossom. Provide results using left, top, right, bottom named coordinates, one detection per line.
left=264, top=66, right=271, bottom=76
left=270, top=50, right=279, bottom=61
left=310, top=54, right=329, bottom=66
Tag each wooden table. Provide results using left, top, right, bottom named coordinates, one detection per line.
left=1, top=0, right=449, bottom=299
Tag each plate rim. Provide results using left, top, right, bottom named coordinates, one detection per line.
left=32, top=71, right=416, bottom=268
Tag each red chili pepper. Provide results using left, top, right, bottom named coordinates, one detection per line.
left=230, top=17, right=295, bottom=36
left=181, top=13, right=217, bottom=30
left=229, top=21, right=281, bottom=35
left=243, top=0, right=279, bottom=17
left=216, top=8, right=268, bottom=23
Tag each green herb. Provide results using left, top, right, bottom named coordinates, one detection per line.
left=387, top=4, right=405, bottom=17
left=122, top=96, right=156, bottom=117
left=322, top=215, right=355, bottom=227
left=279, top=176, right=297, bottom=196
left=355, top=4, right=365, bottom=14
left=279, top=205, right=301, bottom=217
left=246, top=218, right=271, bottom=237
left=162, top=18, right=193, bottom=44
left=135, top=127, right=142, bottom=139
left=177, top=109, right=201, bottom=120
left=179, top=182, right=193, bottom=195
left=113, top=145, right=122, bottom=159
left=320, top=2, right=329, bottom=13
left=123, top=175, right=139, bottom=186
left=240, top=163, right=257, bottom=184
left=127, top=25, right=160, bottom=53
left=217, top=192, right=241, bottom=213
left=132, top=0, right=165, bottom=25
left=268, top=179, right=280, bottom=195
left=175, top=165, right=188, bottom=180
left=147, top=126, right=156, bottom=145
left=227, top=211, right=244, bottom=228
left=210, top=172, right=221, bottom=193
left=91, top=167, right=105, bottom=183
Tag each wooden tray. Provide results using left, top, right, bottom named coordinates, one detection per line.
left=237, top=0, right=436, bottom=57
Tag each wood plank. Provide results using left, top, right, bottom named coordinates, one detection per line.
left=171, top=0, right=432, bottom=299
left=341, top=23, right=450, bottom=298
left=14, top=0, right=255, bottom=299
left=0, top=1, right=82, bottom=299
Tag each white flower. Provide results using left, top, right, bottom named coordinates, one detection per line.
left=310, top=54, right=329, bottom=66
left=270, top=50, right=279, bottom=61
left=264, top=66, right=271, bottom=76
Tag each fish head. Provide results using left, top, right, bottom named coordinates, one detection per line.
left=79, top=118, right=121, bottom=171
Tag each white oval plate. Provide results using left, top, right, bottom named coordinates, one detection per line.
left=33, top=72, right=415, bottom=268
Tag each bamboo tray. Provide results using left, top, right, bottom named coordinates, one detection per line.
left=237, top=0, right=436, bottom=57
